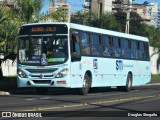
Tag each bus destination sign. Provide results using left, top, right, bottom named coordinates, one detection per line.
left=19, top=24, right=68, bottom=35
left=31, top=27, right=56, bottom=32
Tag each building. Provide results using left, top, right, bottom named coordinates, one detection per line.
left=0, top=0, right=15, bottom=7
left=84, top=0, right=112, bottom=15
left=49, top=0, right=71, bottom=22
left=147, top=2, right=159, bottom=27
left=83, top=0, right=91, bottom=12
left=112, top=0, right=130, bottom=12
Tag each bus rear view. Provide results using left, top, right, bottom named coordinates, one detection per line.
left=17, top=23, right=69, bottom=94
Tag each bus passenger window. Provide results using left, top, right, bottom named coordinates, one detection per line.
left=131, top=40, right=138, bottom=59
left=91, top=33, right=102, bottom=56
left=113, top=37, right=121, bottom=57
left=144, top=43, right=149, bottom=60
left=121, top=38, right=131, bottom=59
left=81, top=32, right=90, bottom=55
left=139, top=42, right=145, bottom=60
left=75, top=36, right=80, bottom=55
left=102, top=36, right=113, bottom=57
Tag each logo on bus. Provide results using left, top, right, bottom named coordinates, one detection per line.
left=93, top=59, right=98, bottom=69
left=41, top=58, right=48, bottom=65
left=116, top=60, right=123, bottom=71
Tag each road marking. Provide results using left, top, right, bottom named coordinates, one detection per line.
left=25, top=97, right=51, bottom=101
left=20, top=93, right=160, bottom=112
left=26, top=98, right=38, bottom=101
left=39, top=97, right=51, bottom=100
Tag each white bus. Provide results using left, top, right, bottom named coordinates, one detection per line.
left=17, top=22, right=151, bottom=95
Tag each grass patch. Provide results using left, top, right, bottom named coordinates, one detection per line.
left=151, top=74, right=160, bottom=83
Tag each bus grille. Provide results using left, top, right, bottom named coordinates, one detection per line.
left=26, top=69, right=57, bottom=73
left=32, top=80, right=51, bottom=84
left=30, top=74, right=53, bottom=78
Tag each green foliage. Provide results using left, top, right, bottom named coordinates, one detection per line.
left=71, top=12, right=122, bottom=32
left=0, top=6, right=20, bottom=60
left=0, top=0, right=54, bottom=61
left=71, top=11, right=97, bottom=25
left=91, top=12, right=122, bottom=32
left=151, top=74, right=160, bottom=82
left=14, top=0, right=43, bottom=23
left=48, top=7, right=68, bottom=22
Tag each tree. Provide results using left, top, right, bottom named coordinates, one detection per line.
left=0, top=6, right=9, bottom=78
left=14, top=0, right=44, bottom=23
left=0, top=6, right=21, bottom=78
left=14, top=0, right=55, bottom=23
left=114, top=11, right=147, bottom=35
left=91, top=12, right=122, bottom=32
left=46, top=7, right=68, bottom=22
left=71, top=11, right=121, bottom=31
left=0, top=0, right=55, bottom=77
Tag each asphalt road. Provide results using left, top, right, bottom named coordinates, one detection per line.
left=0, top=84, right=160, bottom=119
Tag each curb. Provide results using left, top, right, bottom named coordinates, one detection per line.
left=144, top=83, right=160, bottom=86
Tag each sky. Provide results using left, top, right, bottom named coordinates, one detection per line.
left=41, top=0, right=160, bottom=14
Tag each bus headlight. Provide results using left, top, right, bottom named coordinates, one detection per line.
left=18, top=69, right=28, bottom=78
left=55, top=68, right=69, bottom=78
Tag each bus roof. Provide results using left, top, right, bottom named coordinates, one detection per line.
left=69, top=23, right=148, bottom=42
left=21, top=22, right=148, bottom=42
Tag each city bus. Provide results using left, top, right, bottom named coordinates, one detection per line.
left=17, top=22, right=151, bottom=95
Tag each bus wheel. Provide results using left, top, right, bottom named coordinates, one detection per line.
left=79, top=74, right=91, bottom=95
left=124, top=73, right=132, bottom=92
left=36, top=88, right=48, bottom=95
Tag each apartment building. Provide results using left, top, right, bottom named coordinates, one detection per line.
left=0, top=0, right=14, bottom=6
left=147, top=2, right=159, bottom=27
left=0, top=0, right=15, bottom=7
left=84, top=0, right=112, bottom=14
left=83, top=0, right=158, bottom=26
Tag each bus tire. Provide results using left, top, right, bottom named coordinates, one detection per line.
left=36, top=88, right=48, bottom=95
left=78, top=74, right=91, bottom=95
left=124, top=73, right=132, bottom=92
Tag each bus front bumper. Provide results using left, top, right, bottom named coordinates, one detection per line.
left=17, top=76, right=70, bottom=88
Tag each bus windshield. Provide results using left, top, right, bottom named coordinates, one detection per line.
left=18, top=35, right=68, bottom=65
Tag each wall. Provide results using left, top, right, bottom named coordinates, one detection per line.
left=1, top=59, right=16, bottom=76
left=149, top=46, right=160, bottom=74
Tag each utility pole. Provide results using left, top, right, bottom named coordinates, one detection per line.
left=125, top=10, right=130, bottom=34
left=89, top=0, right=92, bottom=23
left=63, top=0, right=66, bottom=22
left=125, top=0, right=132, bottom=34
left=83, top=0, right=92, bottom=25
left=125, top=0, right=151, bottom=34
